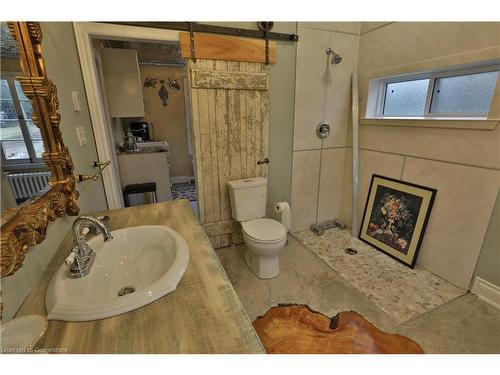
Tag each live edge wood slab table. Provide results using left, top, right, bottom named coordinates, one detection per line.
left=15, top=200, right=264, bottom=353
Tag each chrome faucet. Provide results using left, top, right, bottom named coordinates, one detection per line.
left=66, top=215, right=113, bottom=278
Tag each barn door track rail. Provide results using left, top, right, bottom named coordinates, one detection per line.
left=106, top=22, right=299, bottom=42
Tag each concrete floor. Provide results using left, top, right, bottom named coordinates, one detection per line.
left=216, top=236, right=500, bottom=354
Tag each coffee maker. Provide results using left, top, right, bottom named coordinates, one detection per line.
left=129, top=121, right=151, bottom=142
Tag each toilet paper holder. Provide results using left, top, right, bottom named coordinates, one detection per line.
left=274, top=201, right=291, bottom=234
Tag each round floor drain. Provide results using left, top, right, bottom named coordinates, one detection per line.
left=344, top=248, right=358, bottom=255
left=118, top=286, right=135, bottom=297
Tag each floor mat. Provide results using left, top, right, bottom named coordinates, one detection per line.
left=253, top=304, right=424, bottom=354
left=171, top=182, right=197, bottom=202
left=293, top=228, right=465, bottom=323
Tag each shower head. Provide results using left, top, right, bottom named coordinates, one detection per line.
left=326, top=48, right=343, bottom=65
left=331, top=54, right=343, bottom=65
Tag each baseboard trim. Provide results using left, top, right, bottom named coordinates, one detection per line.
left=471, top=276, right=500, bottom=310
left=170, top=175, right=195, bottom=184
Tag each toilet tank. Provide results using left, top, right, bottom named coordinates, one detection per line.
left=227, top=177, right=267, bottom=222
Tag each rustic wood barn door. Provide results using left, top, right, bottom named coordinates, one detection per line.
left=188, top=58, right=270, bottom=248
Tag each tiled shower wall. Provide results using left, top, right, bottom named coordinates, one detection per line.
left=291, top=22, right=500, bottom=290
left=290, top=23, right=360, bottom=231
left=353, top=23, right=500, bottom=290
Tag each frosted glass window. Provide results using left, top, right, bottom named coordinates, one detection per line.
left=383, top=79, right=429, bottom=117
left=430, top=70, right=499, bottom=115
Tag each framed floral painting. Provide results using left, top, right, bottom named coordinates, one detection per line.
left=359, top=175, right=437, bottom=268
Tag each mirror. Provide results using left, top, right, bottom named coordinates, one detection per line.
left=1, top=23, right=50, bottom=215
left=0, top=22, right=80, bottom=277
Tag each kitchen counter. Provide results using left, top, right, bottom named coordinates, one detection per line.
left=116, top=149, right=168, bottom=154
left=116, top=140, right=169, bottom=154
left=15, top=200, right=264, bottom=353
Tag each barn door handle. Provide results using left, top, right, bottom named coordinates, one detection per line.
left=257, top=158, right=270, bottom=165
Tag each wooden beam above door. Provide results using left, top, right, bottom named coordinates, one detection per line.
left=180, top=32, right=277, bottom=64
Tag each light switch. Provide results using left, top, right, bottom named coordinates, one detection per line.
left=71, top=90, right=82, bottom=112
left=76, top=127, right=87, bottom=145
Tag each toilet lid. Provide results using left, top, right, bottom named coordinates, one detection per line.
left=242, top=218, right=287, bottom=243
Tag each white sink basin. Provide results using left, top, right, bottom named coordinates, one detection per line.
left=46, top=225, right=189, bottom=321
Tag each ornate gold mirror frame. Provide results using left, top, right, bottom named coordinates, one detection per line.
left=1, top=22, right=80, bottom=277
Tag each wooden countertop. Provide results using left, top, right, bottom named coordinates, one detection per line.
left=16, top=200, right=264, bottom=353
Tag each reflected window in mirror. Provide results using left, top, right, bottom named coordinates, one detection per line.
left=1, top=76, right=45, bottom=167
left=1, top=77, right=50, bottom=208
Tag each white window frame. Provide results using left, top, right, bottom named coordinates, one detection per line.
left=373, top=62, right=500, bottom=119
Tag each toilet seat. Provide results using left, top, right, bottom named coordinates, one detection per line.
left=241, top=218, right=287, bottom=244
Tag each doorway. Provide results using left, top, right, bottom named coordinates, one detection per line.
left=74, top=23, right=198, bottom=216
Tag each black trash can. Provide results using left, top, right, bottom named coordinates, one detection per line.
left=123, top=182, right=157, bottom=207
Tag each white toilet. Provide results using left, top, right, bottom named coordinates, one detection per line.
left=227, top=177, right=289, bottom=279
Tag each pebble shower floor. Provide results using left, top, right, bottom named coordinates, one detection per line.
left=293, top=227, right=465, bottom=323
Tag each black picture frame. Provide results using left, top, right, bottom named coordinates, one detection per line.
left=358, top=174, right=437, bottom=268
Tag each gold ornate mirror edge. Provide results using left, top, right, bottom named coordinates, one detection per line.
left=1, top=22, right=80, bottom=277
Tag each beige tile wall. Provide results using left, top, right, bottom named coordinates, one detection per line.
left=474, top=189, right=500, bottom=286
left=288, top=22, right=498, bottom=290
left=290, top=150, right=321, bottom=231
left=355, top=22, right=500, bottom=289
left=344, top=145, right=500, bottom=291
left=323, top=32, right=360, bottom=149
left=357, top=150, right=405, bottom=220
left=339, top=147, right=353, bottom=226
left=360, top=22, right=393, bottom=35
left=290, top=24, right=360, bottom=231
left=402, top=158, right=500, bottom=288
left=293, top=27, right=330, bottom=151
left=358, top=22, right=500, bottom=74
left=317, top=148, right=347, bottom=223
left=360, top=124, right=500, bottom=169
left=298, top=22, right=361, bottom=35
